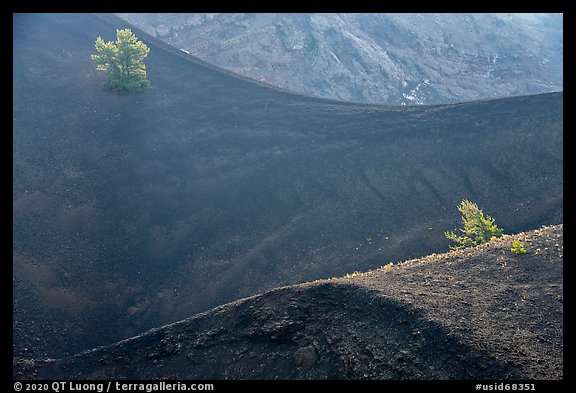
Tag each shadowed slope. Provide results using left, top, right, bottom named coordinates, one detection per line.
left=14, top=225, right=562, bottom=379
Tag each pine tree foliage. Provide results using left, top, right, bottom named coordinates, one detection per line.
left=91, top=29, right=151, bottom=94
left=445, top=199, right=503, bottom=249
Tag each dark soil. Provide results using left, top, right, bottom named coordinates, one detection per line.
left=13, top=13, right=562, bottom=363
left=13, top=225, right=563, bottom=379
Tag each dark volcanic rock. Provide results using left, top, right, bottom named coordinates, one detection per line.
left=13, top=13, right=562, bottom=361
left=14, top=225, right=563, bottom=379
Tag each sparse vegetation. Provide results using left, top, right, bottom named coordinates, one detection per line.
left=91, top=29, right=151, bottom=94
left=382, top=262, right=394, bottom=270
left=511, top=240, right=527, bottom=255
left=342, top=262, right=394, bottom=280
left=445, top=199, right=503, bottom=249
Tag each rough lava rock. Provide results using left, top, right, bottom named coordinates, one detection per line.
left=117, top=13, right=563, bottom=105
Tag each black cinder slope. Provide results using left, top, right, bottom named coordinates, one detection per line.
left=13, top=13, right=562, bottom=359
left=14, top=225, right=562, bottom=379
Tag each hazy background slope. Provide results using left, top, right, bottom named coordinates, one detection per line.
left=117, top=13, right=563, bottom=105
left=13, top=13, right=562, bottom=359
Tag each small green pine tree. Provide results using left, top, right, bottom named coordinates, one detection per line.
left=91, top=29, right=152, bottom=94
left=511, top=240, right=527, bottom=255
left=445, top=199, right=503, bottom=249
